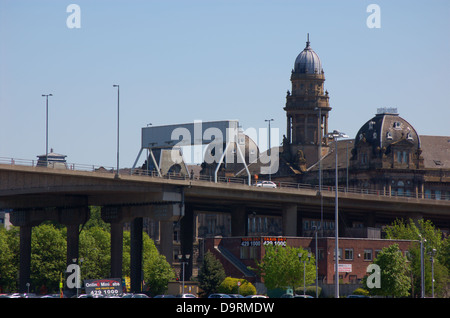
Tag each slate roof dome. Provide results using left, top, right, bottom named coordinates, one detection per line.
left=294, top=35, right=323, bottom=74
left=354, top=108, right=421, bottom=150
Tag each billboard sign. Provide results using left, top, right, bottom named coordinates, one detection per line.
left=84, top=278, right=123, bottom=297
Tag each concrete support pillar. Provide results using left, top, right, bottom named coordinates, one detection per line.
left=66, top=224, right=80, bottom=265
left=231, top=205, right=247, bottom=236
left=282, top=204, right=297, bottom=236
left=110, top=222, right=123, bottom=278
left=160, top=221, right=174, bottom=265
left=59, top=207, right=90, bottom=267
left=130, top=217, right=143, bottom=293
left=19, top=225, right=32, bottom=293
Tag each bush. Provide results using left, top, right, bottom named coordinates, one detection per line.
left=294, top=285, right=321, bottom=298
left=217, top=277, right=256, bottom=296
left=352, top=288, right=370, bottom=296
left=238, top=281, right=256, bottom=296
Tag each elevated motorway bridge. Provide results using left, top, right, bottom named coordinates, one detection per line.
left=1, top=162, right=449, bottom=293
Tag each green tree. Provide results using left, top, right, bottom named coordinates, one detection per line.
left=198, top=251, right=226, bottom=297
left=384, top=218, right=449, bottom=297
left=79, top=226, right=111, bottom=280
left=255, top=245, right=315, bottom=293
left=0, top=227, right=18, bottom=292
left=30, top=224, right=67, bottom=293
left=142, top=235, right=175, bottom=296
left=362, top=244, right=410, bottom=297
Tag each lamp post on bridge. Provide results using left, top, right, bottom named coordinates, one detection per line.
left=42, top=94, right=53, bottom=166
left=113, top=85, right=120, bottom=178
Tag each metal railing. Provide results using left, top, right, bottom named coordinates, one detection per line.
left=1, top=156, right=449, bottom=202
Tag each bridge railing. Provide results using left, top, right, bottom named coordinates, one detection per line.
left=1, top=157, right=449, bottom=201
left=0, top=157, right=116, bottom=174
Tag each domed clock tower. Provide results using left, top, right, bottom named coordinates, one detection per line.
left=284, top=35, right=331, bottom=167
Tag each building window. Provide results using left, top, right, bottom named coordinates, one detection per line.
left=386, top=131, right=393, bottom=140
left=334, top=248, right=342, bottom=261
left=364, top=249, right=373, bottom=261
left=435, top=190, right=441, bottom=200
left=345, top=249, right=354, bottom=260
left=318, top=248, right=324, bottom=261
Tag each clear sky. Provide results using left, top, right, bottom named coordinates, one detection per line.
left=1, top=0, right=449, bottom=168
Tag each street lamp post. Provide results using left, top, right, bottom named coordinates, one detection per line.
left=312, top=225, right=319, bottom=298
left=265, top=119, right=274, bottom=181
left=314, top=107, right=323, bottom=236
left=298, top=252, right=311, bottom=296
left=113, top=85, right=120, bottom=178
left=42, top=94, right=53, bottom=166
left=178, top=254, right=190, bottom=295
left=327, top=130, right=349, bottom=298
left=429, top=248, right=436, bottom=298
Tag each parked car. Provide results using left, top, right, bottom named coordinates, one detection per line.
left=154, top=294, right=176, bottom=298
left=347, top=294, right=370, bottom=298
left=122, top=293, right=149, bottom=298
left=176, top=293, right=197, bottom=298
left=208, top=293, right=231, bottom=298
left=228, top=294, right=245, bottom=298
left=245, top=295, right=268, bottom=298
left=256, top=181, right=277, bottom=188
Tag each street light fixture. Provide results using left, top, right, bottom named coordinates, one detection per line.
left=429, top=248, right=437, bottom=298
left=298, top=252, right=311, bottom=296
left=326, top=130, right=349, bottom=298
left=178, top=254, right=190, bottom=295
left=265, top=119, right=274, bottom=181
left=42, top=94, right=53, bottom=166
left=113, top=85, right=120, bottom=178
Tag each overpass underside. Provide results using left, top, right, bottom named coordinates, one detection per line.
left=1, top=164, right=449, bottom=293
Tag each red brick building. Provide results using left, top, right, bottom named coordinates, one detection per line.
left=204, top=236, right=414, bottom=290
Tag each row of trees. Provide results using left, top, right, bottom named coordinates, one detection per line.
left=0, top=207, right=175, bottom=296
left=251, top=218, right=450, bottom=298
left=1, top=211, right=449, bottom=298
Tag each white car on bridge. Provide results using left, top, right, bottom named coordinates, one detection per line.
left=255, top=181, right=277, bottom=188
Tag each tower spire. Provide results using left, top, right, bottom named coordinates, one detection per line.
left=306, top=33, right=310, bottom=48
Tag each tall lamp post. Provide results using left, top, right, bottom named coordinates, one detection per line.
left=178, top=254, right=190, bottom=295
left=327, top=130, right=348, bottom=298
left=113, top=85, right=120, bottom=178
left=42, top=94, right=53, bottom=166
left=298, top=252, right=311, bottom=296
left=265, top=119, right=274, bottom=181
left=314, top=106, right=323, bottom=236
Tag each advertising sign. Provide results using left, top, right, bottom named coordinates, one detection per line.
left=338, top=264, right=352, bottom=273
left=84, top=278, right=123, bottom=297
left=262, top=237, right=287, bottom=247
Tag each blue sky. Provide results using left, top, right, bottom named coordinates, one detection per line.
left=1, top=0, right=449, bottom=168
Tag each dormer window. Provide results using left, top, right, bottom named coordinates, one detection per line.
left=393, top=122, right=402, bottom=129
left=386, top=131, right=393, bottom=140
left=407, top=132, right=413, bottom=141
